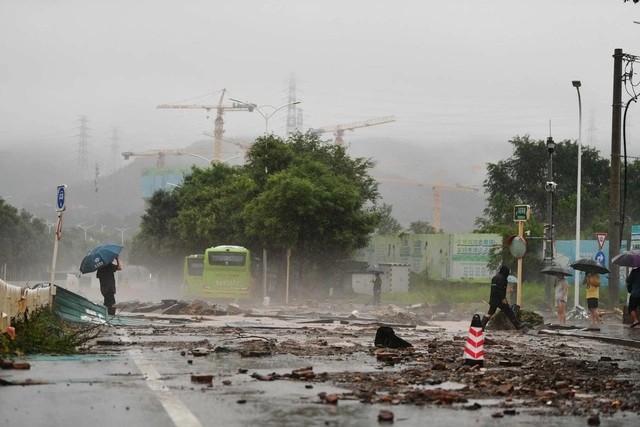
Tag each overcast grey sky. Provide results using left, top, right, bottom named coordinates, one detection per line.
left=1, top=1, right=639, bottom=172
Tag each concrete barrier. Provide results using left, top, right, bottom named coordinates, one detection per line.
left=0, top=279, right=50, bottom=335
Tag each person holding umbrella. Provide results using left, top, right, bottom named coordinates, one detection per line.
left=625, top=267, right=640, bottom=328
left=80, top=243, right=124, bottom=315
left=554, top=272, right=569, bottom=325
left=372, top=272, right=382, bottom=307
left=97, top=257, right=122, bottom=315
left=583, top=272, right=601, bottom=329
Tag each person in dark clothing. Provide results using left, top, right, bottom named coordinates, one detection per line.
left=625, top=267, right=640, bottom=327
left=97, top=257, right=122, bottom=315
left=372, top=272, right=382, bottom=307
left=481, top=265, right=525, bottom=331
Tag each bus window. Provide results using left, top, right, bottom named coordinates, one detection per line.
left=187, top=258, right=204, bottom=276
left=208, top=252, right=246, bottom=266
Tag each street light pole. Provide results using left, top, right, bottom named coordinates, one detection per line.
left=572, top=81, right=582, bottom=308
left=229, top=99, right=301, bottom=135
left=114, top=227, right=129, bottom=246
left=227, top=98, right=302, bottom=302
left=188, top=152, right=242, bottom=165
left=544, top=136, right=556, bottom=306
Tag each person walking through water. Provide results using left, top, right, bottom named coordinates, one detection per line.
left=481, top=265, right=527, bottom=331
left=97, top=257, right=122, bottom=315
left=625, top=267, right=640, bottom=328
left=372, top=272, right=382, bottom=307
left=554, top=272, right=569, bottom=325
left=583, top=271, right=601, bottom=330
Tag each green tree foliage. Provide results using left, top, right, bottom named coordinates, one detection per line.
left=375, top=203, right=403, bottom=235
left=475, top=135, right=610, bottom=277
left=129, top=189, right=183, bottom=279
left=0, top=199, right=51, bottom=279
left=130, top=132, right=381, bottom=288
left=408, top=220, right=436, bottom=234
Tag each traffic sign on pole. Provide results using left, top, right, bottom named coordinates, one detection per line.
left=596, top=233, right=607, bottom=251
left=56, top=185, right=67, bottom=212
left=513, top=205, right=530, bottom=222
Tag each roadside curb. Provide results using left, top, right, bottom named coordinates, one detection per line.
left=538, top=328, right=640, bottom=349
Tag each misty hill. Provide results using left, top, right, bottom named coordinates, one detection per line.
left=0, top=136, right=487, bottom=234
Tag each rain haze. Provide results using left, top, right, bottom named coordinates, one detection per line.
left=1, top=1, right=639, bottom=232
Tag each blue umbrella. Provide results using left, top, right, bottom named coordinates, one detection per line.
left=79, top=244, right=123, bottom=274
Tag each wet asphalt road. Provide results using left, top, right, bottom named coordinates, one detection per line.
left=2, top=300, right=639, bottom=426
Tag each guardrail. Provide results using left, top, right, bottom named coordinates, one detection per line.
left=1, top=279, right=50, bottom=336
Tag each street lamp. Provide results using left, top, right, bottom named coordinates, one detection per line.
left=76, top=222, right=94, bottom=241
left=228, top=98, right=302, bottom=302
left=228, top=98, right=301, bottom=135
left=188, top=153, right=242, bottom=165
left=114, top=227, right=129, bottom=246
left=544, top=135, right=556, bottom=306
left=572, top=80, right=582, bottom=308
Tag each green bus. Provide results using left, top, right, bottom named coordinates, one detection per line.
left=183, top=246, right=253, bottom=299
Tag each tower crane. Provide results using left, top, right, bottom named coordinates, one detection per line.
left=157, top=88, right=255, bottom=161
left=309, top=116, right=395, bottom=146
left=121, top=146, right=210, bottom=169
left=379, top=170, right=480, bottom=232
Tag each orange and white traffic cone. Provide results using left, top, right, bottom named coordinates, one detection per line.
left=463, top=314, right=484, bottom=367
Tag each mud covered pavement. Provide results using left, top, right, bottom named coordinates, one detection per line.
left=3, top=300, right=640, bottom=426
left=111, top=302, right=640, bottom=423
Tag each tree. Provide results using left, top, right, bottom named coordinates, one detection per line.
left=0, top=199, right=52, bottom=279
left=129, top=189, right=184, bottom=283
left=476, top=135, right=610, bottom=279
left=130, top=132, right=381, bottom=291
left=477, top=135, right=609, bottom=238
left=375, top=203, right=403, bottom=235
left=408, top=220, right=436, bottom=234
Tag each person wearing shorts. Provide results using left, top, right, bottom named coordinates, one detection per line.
left=583, top=272, right=600, bottom=329
left=625, top=267, right=640, bottom=328
left=554, top=273, right=569, bottom=325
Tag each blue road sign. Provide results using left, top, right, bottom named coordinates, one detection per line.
left=56, top=185, right=66, bottom=211
left=594, top=250, right=606, bottom=265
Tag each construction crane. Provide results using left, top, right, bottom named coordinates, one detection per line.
left=121, top=146, right=210, bottom=169
left=157, top=88, right=255, bottom=161
left=309, top=116, right=395, bottom=146
left=379, top=170, right=480, bottom=232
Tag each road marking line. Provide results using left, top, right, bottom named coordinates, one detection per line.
left=122, top=336, right=202, bottom=427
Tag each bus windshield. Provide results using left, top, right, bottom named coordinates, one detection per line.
left=208, top=252, right=246, bottom=267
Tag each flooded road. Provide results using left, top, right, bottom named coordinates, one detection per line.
left=2, top=303, right=639, bottom=426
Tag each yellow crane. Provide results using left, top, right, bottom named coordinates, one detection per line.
left=309, top=116, right=395, bottom=146
left=121, top=144, right=215, bottom=168
left=379, top=170, right=480, bottom=232
left=157, top=88, right=255, bottom=161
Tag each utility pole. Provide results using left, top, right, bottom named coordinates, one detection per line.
left=76, top=115, right=90, bottom=181
left=110, top=127, right=121, bottom=173
left=609, top=48, right=623, bottom=306
left=544, top=136, right=556, bottom=307
left=286, top=73, right=303, bottom=136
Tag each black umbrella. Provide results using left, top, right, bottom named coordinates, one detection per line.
left=367, top=264, right=385, bottom=274
left=570, top=258, right=609, bottom=275
left=540, top=265, right=573, bottom=277
left=611, top=250, right=640, bottom=268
